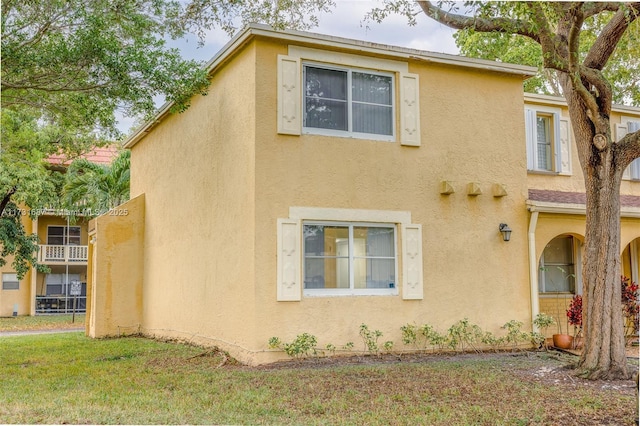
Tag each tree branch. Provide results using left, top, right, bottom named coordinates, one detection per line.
left=584, top=3, right=640, bottom=70
left=616, top=130, right=640, bottom=169
left=0, top=187, right=18, bottom=216
left=416, top=1, right=539, bottom=41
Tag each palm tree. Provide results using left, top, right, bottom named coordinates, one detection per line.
left=63, top=150, right=130, bottom=217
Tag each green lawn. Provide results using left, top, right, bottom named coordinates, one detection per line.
left=1, top=332, right=637, bottom=425
left=0, top=314, right=85, bottom=332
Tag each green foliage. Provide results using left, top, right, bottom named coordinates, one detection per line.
left=365, top=2, right=640, bottom=106
left=359, top=323, right=384, bottom=355
left=480, top=331, right=504, bottom=352
left=63, top=150, right=131, bottom=217
left=400, top=323, right=447, bottom=351
left=447, top=318, right=484, bottom=352
left=0, top=202, right=50, bottom=279
left=268, top=333, right=318, bottom=358
left=532, top=312, right=556, bottom=332
left=501, top=320, right=529, bottom=351
left=174, top=0, right=336, bottom=41
left=1, top=0, right=210, bottom=138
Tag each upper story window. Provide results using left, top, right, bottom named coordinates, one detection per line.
left=47, top=226, right=81, bottom=246
left=525, top=107, right=571, bottom=175
left=618, top=118, right=640, bottom=180
left=303, top=64, right=394, bottom=141
left=303, top=222, right=397, bottom=296
left=277, top=48, right=420, bottom=146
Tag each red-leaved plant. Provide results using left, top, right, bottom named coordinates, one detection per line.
left=566, top=294, right=582, bottom=335
left=621, top=276, right=639, bottom=336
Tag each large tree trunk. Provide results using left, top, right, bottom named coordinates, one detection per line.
left=563, top=80, right=630, bottom=380
left=580, top=169, right=629, bottom=380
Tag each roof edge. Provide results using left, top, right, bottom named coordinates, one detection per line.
left=124, top=24, right=539, bottom=148
left=525, top=93, right=640, bottom=115
left=527, top=199, right=640, bottom=218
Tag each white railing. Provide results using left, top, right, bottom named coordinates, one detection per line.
left=39, top=245, right=88, bottom=263
left=36, top=296, right=86, bottom=314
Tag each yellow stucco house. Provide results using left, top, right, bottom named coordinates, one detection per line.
left=87, top=25, right=640, bottom=364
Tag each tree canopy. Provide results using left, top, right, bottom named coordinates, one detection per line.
left=1, top=0, right=335, bottom=277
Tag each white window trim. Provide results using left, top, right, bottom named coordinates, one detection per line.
left=525, top=105, right=571, bottom=175
left=302, top=221, right=398, bottom=297
left=302, top=62, right=396, bottom=142
left=277, top=207, right=423, bottom=300
left=278, top=46, right=421, bottom=146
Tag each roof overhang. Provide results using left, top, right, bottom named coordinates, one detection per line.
left=527, top=200, right=640, bottom=219
left=124, top=23, right=537, bottom=149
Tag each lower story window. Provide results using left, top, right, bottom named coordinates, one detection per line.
left=539, top=236, right=576, bottom=293
left=2, top=273, right=19, bottom=290
left=303, top=222, right=396, bottom=294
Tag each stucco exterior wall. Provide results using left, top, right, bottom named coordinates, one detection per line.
left=0, top=214, right=33, bottom=317
left=88, top=195, right=144, bottom=337
left=251, top=38, right=533, bottom=363
left=108, top=29, right=638, bottom=365
left=129, top=43, right=258, bottom=359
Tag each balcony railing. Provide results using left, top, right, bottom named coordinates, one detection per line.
left=38, top=245, right=88, bottom=263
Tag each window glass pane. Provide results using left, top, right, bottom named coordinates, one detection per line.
left=354, top=258, right=395, bottom=289
left=540, top=236, right=575, bottom=293
left=47, top=227, right=64, bottom=245
left=305, top=67, right=348, bottom=131
left=68, top=227, right=81, bottom=245
left=304, top=225, right=348, bottom=256
left=305, top=99, right=347, bottom=131
left=536, top=115, right=551, bottom=170
left=352, top=72, right=392, bottom=105
left=544, top=237, right=572, bottom=264
left=542, top=265, right=575, bottom=293
left=354, top=227, right=395, bottom=257
left=352, top=103, right=393, bottom=136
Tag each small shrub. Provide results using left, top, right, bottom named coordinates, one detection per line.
left=268, top=333, right=318, bottom=358
left=501, top=320, right=529, bottom=351
left=359, top=324, right=383, bottom=355
left=481, top=331, right=504, bottom=352
left=447, top=318, right=483, bottom=352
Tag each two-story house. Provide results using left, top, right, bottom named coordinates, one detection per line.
left=0, top=146, right=119, bottom=317
left=86, top=25, right=639, bottom=365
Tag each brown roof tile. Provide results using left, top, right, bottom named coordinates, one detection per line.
left=528, top=189, right=640, bottom=208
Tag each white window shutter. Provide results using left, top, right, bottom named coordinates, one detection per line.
left=553, top=113, right=564, bottom=173
left=402, top=224, right=423, bottom=300
left=400, top=73, right=421, bottom=146
left=558, top=118, right=572, bottom=175
left=277, top=218, right=301, bottom=301
left=277, top=55, right=301, bottom=135
left=525, top=109, right=536, bottom=170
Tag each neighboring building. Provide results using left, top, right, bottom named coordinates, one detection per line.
left=0, top=146, right=119, bottom=317
left=87, top=25, right=639, bottom=364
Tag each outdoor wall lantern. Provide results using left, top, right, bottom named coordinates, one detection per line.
left=499, top=223, right=512, bottom=242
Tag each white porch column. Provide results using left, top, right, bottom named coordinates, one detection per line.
left=528, top=211, right=540, bottom=329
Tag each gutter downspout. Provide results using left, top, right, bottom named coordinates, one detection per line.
left=528, top=210, right=540, bottom=330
